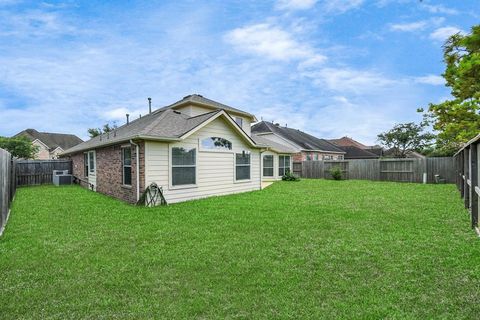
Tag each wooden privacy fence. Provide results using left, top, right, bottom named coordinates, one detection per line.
left=16, top=159, right=72, bottom=186
left=294, top=157, right=455, bottom=183
left=454, top=134, right=479, bottom=230
left=0, top=148, right=16, bottom=236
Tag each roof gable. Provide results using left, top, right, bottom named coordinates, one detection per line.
left=329, top=137, right=368, bottom=149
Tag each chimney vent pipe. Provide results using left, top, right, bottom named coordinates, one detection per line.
left=148, top=97, right=152, bottom=114
left=126, top=113, right=130, bottom=124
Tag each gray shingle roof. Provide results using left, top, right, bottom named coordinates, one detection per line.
left=157, top=94, right=256, bottom=120
left=339, top=146, right=380, bottom=159
left=252, top=121, right=345, bottom=153
left=251, top=134, right=297, bottom=154
left=62, top=109, right=220, bottom=155
left=14, top=129, right=83, bottom=151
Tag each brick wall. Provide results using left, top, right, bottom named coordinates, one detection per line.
left=69, top=141, right=145, bottom=204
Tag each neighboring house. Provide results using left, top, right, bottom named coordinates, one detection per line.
left=61, top=94, right=294, bottom=205
left=14, top=129, right=83, bottom=159
left=383, top=148, right=426, bottom=159
left=337, top=146, right=380, bottom=159
left=329, top=136, right=383, bottom=159
left=251, top=121, right=345, bottom=161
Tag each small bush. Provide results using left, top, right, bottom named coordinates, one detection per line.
left=329, top=166, right=343, bottom=180
left=282, top=170, right=300, bottom=181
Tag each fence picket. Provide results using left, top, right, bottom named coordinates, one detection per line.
left=293, top=157, right=455, bottom=183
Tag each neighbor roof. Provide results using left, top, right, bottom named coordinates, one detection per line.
left=14, top=129, right=83, bottom=151
left=157, top=94, right=257, bottom=121
left=339, top=146, right=380, bottom=159
left=251, top=121, right=345, bottom=153
left=251, top=134, right=297, bottom=154
left=329, top=136, right=369, bottom=149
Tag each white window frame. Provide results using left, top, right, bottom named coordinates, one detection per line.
left=262, top=154, right=274, bottom=177
left=122, top=147, right=132, bottom=186
left=169, top=145, right=197, bottom=189
left=279, top=155, right=291, bottom=176
left=88, top=151, right=96, bottom=174
left=234, top=150, right=251, bottom=183
left=198, top=136, right=233, bottom=153
left=234, top=117, right=243, bottom=128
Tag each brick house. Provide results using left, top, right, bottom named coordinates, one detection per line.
left=61, top=95, right=294, bottom=205
left=14, top=129, right=83, bottom=159
left=251, top=121, right=345, bottom=161
left=328, top=136, right=383, bottom=159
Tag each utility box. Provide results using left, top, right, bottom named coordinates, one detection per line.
left=53, top=170, right=73, bottom=186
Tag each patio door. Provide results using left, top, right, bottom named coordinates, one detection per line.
left=87, top=150, right=97, bottom=191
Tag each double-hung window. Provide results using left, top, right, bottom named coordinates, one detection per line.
left=172, top=147, right=196, bottom=186
left=122, top=147, right=132, bottom=186
left=263, top=155, right=274, bottom=177
left=235, top=151, right=251, bottom=181
left=279, top=155, right=291, bottom=176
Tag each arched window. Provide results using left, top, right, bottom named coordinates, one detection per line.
left=201, top=137, right=232, bottom=151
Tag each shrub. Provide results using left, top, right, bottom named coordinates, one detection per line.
left=282, top=170, right=300, bottom=181
left=329, top=166, right=343, bottom=180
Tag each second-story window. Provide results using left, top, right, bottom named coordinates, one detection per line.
left=234, top=117, right=243, bottom=128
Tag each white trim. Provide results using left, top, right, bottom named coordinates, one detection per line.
left=198, top=136, right=234, bottom=153
left=262, top=154, right=274, bottom=178
left=180, top=110, right=258, bottom=148
left=278, top=154, right=292, bottom=176
left=168, top=144, right=198, bottom=190
left=31, top=138, right=50, bottom=149
left=234, top=150, right=252, bottom=183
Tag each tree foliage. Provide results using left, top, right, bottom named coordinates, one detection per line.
left=377, top=122, right=434, bottom=158
left=420, top=25, right=480, bottom=155
left=0, top=136, right=39, bottom=159
left=88, top=123, right=117, bottom=138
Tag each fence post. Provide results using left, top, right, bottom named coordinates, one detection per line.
left=471, top=143, right=478, bottom=228
left=464, top=148, right=470, bottom=209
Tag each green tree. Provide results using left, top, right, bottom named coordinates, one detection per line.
left=0, top=136, right=39, bottom=158
left=420, top=25, right=480, bottom=155
left=88, top=123, right=117, bottom=138
left=377, top=122, right=434, bottom=158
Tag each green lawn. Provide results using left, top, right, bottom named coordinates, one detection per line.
left=1, top=180, right=479, bottom=319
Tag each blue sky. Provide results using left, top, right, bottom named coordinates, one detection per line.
left=0, top=0, right=478, bottom=144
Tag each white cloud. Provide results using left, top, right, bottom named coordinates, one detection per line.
left=389, top=17, right=444, bottom=32
left=276, top=0, right=317, bottom=10
left=224, top=23, right=326, bottom=62
left=0, top=10, right=78, bottom=37
left=323, top=0, right=364, bottom=13
left=422, top=4, right=459, bottom=15
left=390, top=21, right=427, bottom=32
left=414, top=75, right=444, bottom=86
left=430, top=26, right=464, bottom=42
left=303, top=67, right=397, bottom=94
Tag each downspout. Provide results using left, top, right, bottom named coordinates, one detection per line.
left=130, top=139, right=140, bottom=202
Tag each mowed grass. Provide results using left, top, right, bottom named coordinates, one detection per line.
left=1, top=180, right=479, bottom=319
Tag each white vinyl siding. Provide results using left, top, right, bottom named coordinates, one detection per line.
left=145, top=117, right=260, bottom=204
